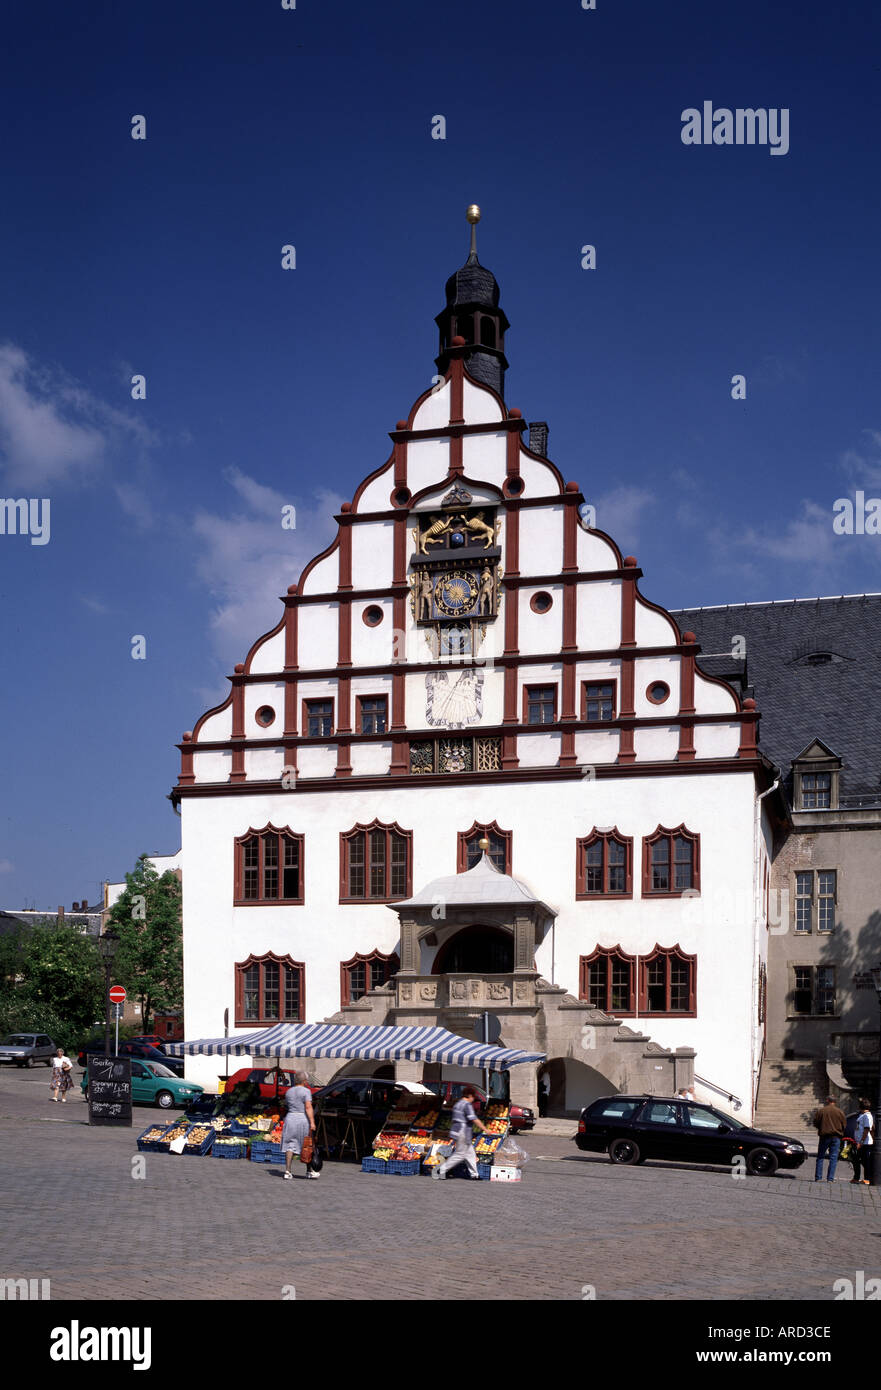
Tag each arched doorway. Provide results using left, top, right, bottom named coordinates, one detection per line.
left=432, top=925, right=514, bottom=974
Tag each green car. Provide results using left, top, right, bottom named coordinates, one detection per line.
left=82, top=1058, right=204, bottom=1110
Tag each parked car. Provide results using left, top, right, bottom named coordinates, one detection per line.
left=425, top=1080, right=535, bottom=1133
left=0, top=1033, right=57, bottom=1067
left=127, top=1034, right=163, bottom=1048
left=223, top=1066, right=322, bottom=1099
left=574, top=1094, right=807, bottom=1176
left=77, top=1039, right=185, bottom=1077
left=82, top=1058, right=203, bottom=1110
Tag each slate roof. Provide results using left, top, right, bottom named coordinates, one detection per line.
left=443, top=250, right=501, bottom=309
left=672, top=594, right=881, bottom=808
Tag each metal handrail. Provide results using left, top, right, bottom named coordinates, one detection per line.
left=694, top=1073, right=743, bottom=1111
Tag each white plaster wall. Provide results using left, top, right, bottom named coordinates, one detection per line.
left=634, top=598, right=679, bottom=646
left=351, top=520, right=394, bottom=589
left=574, top=730, right=619, bottom=766
left=693, top=671, right=738, bottom=714
left=575, top=580, right=622, bottom=650
left=412, top=379, right=451, bottom=430
left=462, top=378, right=504, bottom=424
left=406, top=438, right=450, bottom=495
left=244, top=682, right=285, bottom=733
left=197, top=704, right=232, bottom=741
left=519, top=505, right=564, bottom=568
left=519, top=586, right=563, bottom=654
left=300, top=549, right=338, bottom=595
left=461, top=432, right=506, bottom=482
left=693, top=723, right=740, bottom=759
left=244, top=747, right=285, bottom=780
left=350, top=674, right=392, bottom=705
left=193, top=750, right=232, bottom=783
left=106, top=849, right=181, bottom=910
left=517, top=454, right=560, bottom=496
left=180, top=770, right=761, bottom=1109
left=297, top=677, right=338, bottom=706
left=633, top=655, right=680, bottom=716
left=632, top=726, right=679, bottom=761
left=357, top=465, right=394, bottom=513
left=576, top=527, right=620, bottom=571
left=297, top=604, right=339, bottom=671
left=349, top=742, right=392, bottom=776
left=296, top=746, right=337, bottom=779
left=350, top=600, right=396, bottom=666
left=248, top=629, right=285, bottom=675
left=517, top=732, right=561, bottom=767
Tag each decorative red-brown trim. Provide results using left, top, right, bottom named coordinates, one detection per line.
left=558, top=727, right=577, bottom=768
left=339, top=820, right=413, bottom=903
left=579, top=947, right=636, bottom=1016
left=191, top=691, right=233, bottom=743
left=637, top=944, right=697, bottom=1017
left=576, top=828, right=633, bottom=899
left=338, top=599, right=352, bottom=667
left=297, top=532, right=341, bottom=595
left=637, top=589, right=686, bottom=645
left=362, top=604, right=384, bottom=627
left=449, top=356, right=464, bottom=424
left=504, top=501, right=520, bottom=586
left=580, top=678, right=618, bottom=722
left=179, top=734, right=195, bottom=785
left=678, top=721, right=696, bottom=762
left=529, top=591, right=553, bottom=613
left=457, top=821, right=513, bottom=874
left=502, top=669, right=519, bottom=732
left=646, top=680, right=671, bottom=706
left=523, top=682, right=558, bottom=726
left=563, top=492, right=579, bottom=573
left=738, top=699, right=759, bottom=758
left=243, top=611, right=286, bottom=677
left=336, top=676, right=352, bottom=735
left=393, top=514, right=407, bottom=585
left=449, top=431, right=463, bottom=477
left=505, top=567, right=638, bottom=588
left=340, top=950, right=401, bottom=1007
left=561, top=656, right=576, bottom=725
left=642, top=824, right=701, bottom=897
left=618, top=656, right=636, bottom=764
left=302, top=696, right=335, bottom=739
left=621, top=562, right=637, bottom=648
left=233, top=826, right=305, bottom=906
left=407, top=474, right=505, bottom=510
left=562, top=585, right=577, bottom=651
left=356, top=692, right=389, bottom=735
left=339, top=520, right=353, bottom=591
left=291, top=568, right=640, bottom=608
left=255, top=705, right=276, bottom=729
left=234, top=951, right=305, bottom=1026
left=393, top=431, right=407, bottom=490
left=284, top=678, right=298, bottom=741
left=284, top=596, right=299, bottom=672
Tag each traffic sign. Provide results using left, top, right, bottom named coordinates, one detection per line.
left=109, top=985, right=126, bottom=1004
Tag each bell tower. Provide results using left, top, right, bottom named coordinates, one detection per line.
left=434, top=206, right=510, bottom=397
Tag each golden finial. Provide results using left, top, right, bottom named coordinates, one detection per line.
left=466, top=205, right=481, bottom=258
left=478, top=837, right=490, bottom=852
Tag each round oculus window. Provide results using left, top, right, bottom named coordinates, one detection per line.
left=530, top=591, right=553, bottom=613
left=256, top=706, right=275, bottom=727
left=647, top=681, right=670, bottom=704
left=363, top=605, right=384, bottom=627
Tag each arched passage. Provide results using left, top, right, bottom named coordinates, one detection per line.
left=432, top=924, right=514, bottom=974
left=540, top=1057, right=620, bottom=1117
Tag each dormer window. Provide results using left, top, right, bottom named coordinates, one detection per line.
left=801, top=772, right=831, bottom=809
left=792, top=740, right=841, bottom=811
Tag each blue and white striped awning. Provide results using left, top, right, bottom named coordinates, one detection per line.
left=165, top=1022, right=544, bottom=1071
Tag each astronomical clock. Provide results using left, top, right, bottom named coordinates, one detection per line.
left=409, top=483, right=502, bottom=657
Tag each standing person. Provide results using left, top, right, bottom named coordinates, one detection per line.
left=812, top=1095, right=847, bottom=1182
left=844, top=1107, right=862, bottom=1183
left=854, top=1097, right=875, bottom=1186
left=281, top=1071, right=317, bottom=1180
left=50, top=1048, right=73, bottom=1103
left=433, top=1085, right=488, bottom=1180
left=538, top=1070, right=551, bottom=1118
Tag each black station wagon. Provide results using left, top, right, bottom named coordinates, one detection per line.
left=574, top=1095, right=807, bottom=1176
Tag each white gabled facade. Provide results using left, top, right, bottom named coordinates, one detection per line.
left=174, top=225, right=774, bottom=1116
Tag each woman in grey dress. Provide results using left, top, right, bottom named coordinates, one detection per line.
left=282, top=1072, right=317, bottom=1180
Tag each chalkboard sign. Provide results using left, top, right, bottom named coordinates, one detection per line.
left=87, top=1054, right=133, bottom=1127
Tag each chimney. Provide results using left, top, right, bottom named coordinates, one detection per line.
left=528, top=421, right=549, bottom=456
left=72, top=902, right=80, bottom=912
left=58, top=905, right=64, bottom=920
left=81, top=896, right=89, bottom=911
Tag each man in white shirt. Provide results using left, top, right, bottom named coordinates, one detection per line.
left=855, top=1098, right=875, bottom=1186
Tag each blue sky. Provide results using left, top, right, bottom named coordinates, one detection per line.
left=1, top=0, right=879, bottom=907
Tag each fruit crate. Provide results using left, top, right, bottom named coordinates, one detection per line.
left=388, top=1158, right=421, bottom=1176
left=213, top=1137, right=249, bottom=1159
left=137, top=1123, right=174, bottom=1153
left=182, top=1124, right=216, bottom=1156
left=361, top=1156, right=389, bottom=1174
left=448, top=1162, right=493, bottom=1180
left=250, top=1140, right=284, bottom=1164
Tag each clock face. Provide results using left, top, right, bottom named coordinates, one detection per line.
left=434, top=571, right=478, bottom=617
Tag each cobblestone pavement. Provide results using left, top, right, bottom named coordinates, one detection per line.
left=2, top=1069, right=879, bottom=1302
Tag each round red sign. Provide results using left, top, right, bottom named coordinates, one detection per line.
left=109, top=985, right=126, bottom=1004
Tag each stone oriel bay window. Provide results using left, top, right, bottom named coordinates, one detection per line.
left=579, top=947, right=635, bottom=1014
left=457, top=821, right=512, bottom=874
left=576, top=828, right=632, bottom=898
left=234, top=825, right=304, bottom=904
left=340, top=820, right=412, bottom=902
left=642, top=825, right=700, bottom=897
left=340, top=950, right=400, bottom=1006
left=638, top=945, right=696, bottom=1016
left=235, top=952, right=305, bottom=1025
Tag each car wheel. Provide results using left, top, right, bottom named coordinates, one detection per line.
left=156, top=1090, right=175, bottom=1110
left=746, top=1146, right=778, bottom=1177
left=25, top=1056, right=34, bottom=1069
left=609, top=1137, right=641, bottom=1166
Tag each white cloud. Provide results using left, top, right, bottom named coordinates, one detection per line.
left=592, top=485, right=657, bottom=550
left=0, top=859, right=13, bottom=875
left=840, top=429, right=881, bottom=487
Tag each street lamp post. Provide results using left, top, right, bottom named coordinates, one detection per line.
left=96, top=932, right=119, bottom=1057
left=852, top=963, right=881, bottom=1187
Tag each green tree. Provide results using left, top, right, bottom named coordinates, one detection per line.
left=106, top=856, right=183, bottom=1030
left=18, top=920, right=104, bottom=1037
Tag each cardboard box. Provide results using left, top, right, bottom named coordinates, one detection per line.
left=490, top=1165, right=521, bottom=1182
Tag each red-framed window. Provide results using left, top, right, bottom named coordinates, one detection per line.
left=303, top=698, right=334, bottom=737
left=340, top=950, right=400, bottom=1005
left=235, top=952, right=305, bottom=1025
left=234, top=826, right=304, bottom=904
left=357, top=695, right=388, bottom=735
left=638, top=945, right=696, bottom=1016
left=642, top=825, right=700, bottom=897
left=581, top=680, right=617, bottom=722
left=576, top=829, right=632, bottom=898
left=340, top=821, right=412, bottom=902
left=457, top=821, right=512, bottom=874
left=524, top=684, right=557, bottom=725
left=579, top=948, right=635, bottom=1014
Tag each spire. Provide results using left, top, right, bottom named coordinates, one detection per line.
left=435, top=206, right=510, bottom=397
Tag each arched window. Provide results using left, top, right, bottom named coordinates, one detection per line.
left=340, top=950, right=400, bottom=1005
left=642, top=825, right=700, bottom=897
left=638, top=945, right=696, bottom=1016
left=457, top=821, right=512, bottom=874
left=235, top=826, right=304, bottom=904
left=579, top=948, right=635, bottom=1014
left=479, top=317, right=496, bottom=347
left=576, top=829, right=632, bottom=897
left=456, top=313, right=473, bottom=342
left=340, top=821, right=412, bottom=901
left=235, top=953, right=304, bottom=1025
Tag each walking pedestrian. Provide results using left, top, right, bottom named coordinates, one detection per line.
left=538, top=1070, right=550, bottom=1118
left=50, top=1048, right=73, bottom=1103
left=854, top=1097, right=875, bottom=1186
left=433, top=1084, right=488, bottom=1179
left=812, top=1095, right=847, bottom=1182
left=843, top=1108, right=862, bottom=1183
left=281, top=1071, right=317, bottom=1180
